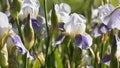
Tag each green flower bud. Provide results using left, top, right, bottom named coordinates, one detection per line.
left=9, top=0, right=22, bottom=18
left=51, top=3, right=58, bottom=29
left=23, top=15, right=34, bottom=50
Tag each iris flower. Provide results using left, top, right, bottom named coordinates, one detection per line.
left=19, top=0, right=40, bottom=20
left=0, top=12, right=34, bottom=60
left=18, top=0, right=47, bottom=36
left=53, top=13, right=92, bottom=49
left=92, top=4, right=120, bottom=37
left=54, top=3, right=71, bottom=23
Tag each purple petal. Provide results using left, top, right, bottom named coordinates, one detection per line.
left=74, top=34, right=92, bottom=49
left=10, top=34, right=27, bottom=54
left=58, top=22, right=65, bottom=31
left=107, top=8, right=120, bottom=30
left=101, top=54, right=111, bottom=65
left=52, top=34, right=66, bottom=46
left=98, top=23, right=110, bottom=34
left=92, top=23, right=110, bottom=38
left=31, top=18, right=41, bottom=33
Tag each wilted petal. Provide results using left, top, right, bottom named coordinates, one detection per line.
left=101, top=54, right=111, bottom=66
left=74, top=34, right=92, bottom=49
left=52, top=34, right=66, bottom=46
left=10, top=34, right=27, bottom=54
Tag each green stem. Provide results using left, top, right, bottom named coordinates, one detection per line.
left=100, top=43, right=104, bottom=68
left=23, top=53, right=27, bottom=68
left=44, top=0, right=50, bottom=67
left=117, top=60, right=119, bottom=68
left=15, top=14, right=27, bottom=68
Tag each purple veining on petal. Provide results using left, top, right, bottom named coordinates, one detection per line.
left=74, top=34, right=90, bottom=49
left=98, top=23, right=111, bottom=34
left=31, top=18, right=41, bottom=33
left=52, top=34, right=66, bottom=46
left=101, top=54, right=111, bottom=63
left=92, top=23, right=111, bottom=38
left=11, top=34, right=34, bottom=60
left=58, top=22, right=65, bottom=31
left=11, top=34, right=27, bottom=54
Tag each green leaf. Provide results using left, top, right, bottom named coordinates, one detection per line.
left=54, top=48, right=63, bottom=68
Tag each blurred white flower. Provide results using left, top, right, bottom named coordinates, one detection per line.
left=19, top=0, right=40, bottom=20
left=55, top=3, right=71, bottom=23
left=0, top=12, right=11, bottom=38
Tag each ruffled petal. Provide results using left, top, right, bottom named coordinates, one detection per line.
left=10, top=34, right=27, bottom=54
left=74, top=34, right=92, bottom=49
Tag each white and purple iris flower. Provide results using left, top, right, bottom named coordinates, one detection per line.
left=19, top=0, right=45, bottom=34
left=53, top=13, right=92, bottom=49
left=92, top=4, right=120, bottom=37
left=0, top=12, right=34, bottom=60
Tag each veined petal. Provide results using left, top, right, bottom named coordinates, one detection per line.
left=98, top=4, right=115, bottom=24
left=74, top=34, right=92, bottom=49
left=64, top=13, right=86, bottom=37
left=10, top=34, right=34, bottom=60
left=92, top=23, right=110, bottom=38
left=106, top=7, right=120, bottom=30
left=10, top=34, right=27, bottom=54
left=31, top=18, right=40, bottom=33
left=19, top=0, right=40, bottom=20
left=52, top=34, right=66, bottom=46
left=98, top=23, right=110, bottom=34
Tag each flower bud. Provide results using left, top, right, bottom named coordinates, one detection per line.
left=23, top=15, right=34, bottom=50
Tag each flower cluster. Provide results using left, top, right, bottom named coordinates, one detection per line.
left=1, top=0, right=120, bottom=68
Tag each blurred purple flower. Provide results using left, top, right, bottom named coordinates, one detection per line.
left=10, top=34, right=34, bottom=60
left=92, top=4, right=120, bottom=37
